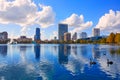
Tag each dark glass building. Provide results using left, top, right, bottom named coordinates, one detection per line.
left=58, top=24, right=68, bottom=41
left=34, top=28, right=40, bottom=41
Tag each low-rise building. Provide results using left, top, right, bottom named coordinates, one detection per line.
left=17, top=36, right=32, bottom=43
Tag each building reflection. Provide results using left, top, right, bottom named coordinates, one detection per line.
left=58, top=44, right=71, bottom=64
left=20, top=46, right=27, bottom=54
left=72, top=46, right=77, bottom=55
left=34, top=44, right=40, bottom=61
left=53, top=45, right=58, bottom=54
left=80, top=46, right=87, bottom=56
left=92, top=45, right=101, bottom=59
left=0, top=45, right=7, bottom=56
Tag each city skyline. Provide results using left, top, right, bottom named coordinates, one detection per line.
left=0, top=0, right=120, bottom=40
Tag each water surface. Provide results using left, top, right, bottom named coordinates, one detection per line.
left=0, top=44, right=120, bottom=80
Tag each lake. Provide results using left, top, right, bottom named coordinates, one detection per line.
left=0, top=44, right=120, bottom=80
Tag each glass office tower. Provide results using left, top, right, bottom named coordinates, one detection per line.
left=34, top=28, right=40, bottom=41
left=58, top=24, right=68, bottom=41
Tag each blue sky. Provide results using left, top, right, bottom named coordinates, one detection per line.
left=0, top=0, right=120, bottom=40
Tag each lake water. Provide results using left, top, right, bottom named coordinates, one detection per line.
left=0, top=44, right=120, bottom=80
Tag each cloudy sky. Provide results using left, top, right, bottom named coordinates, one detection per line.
left=0, top=0, right=120, bottom=40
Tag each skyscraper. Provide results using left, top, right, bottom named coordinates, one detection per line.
left=0, top=32, right=8, bottom=40
left=93, top=28, right=100, bottom=37
left=72, top=32, right=77, bottom=41
left=34, top=28, right=40, bottom=41
left=58, top=23, right=68, bottom=41
left=80, top=32, right=87, bottom=39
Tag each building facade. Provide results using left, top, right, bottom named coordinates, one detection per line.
left=93, top=28, right=100, bottom=37
left=80, top=32, right=87, bottom=39
left=34, top=28, right=41, bottom=41
left=64, top=32, right=71, bottom=41
left=58, top=24, right=68, bottom=41
left=72, top=32, right=77, bottom=41
left=17, top=36, right=32, bottom=43
left=0, top=32, right=8, bottom=40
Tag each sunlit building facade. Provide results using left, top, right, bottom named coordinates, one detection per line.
left=64, top=32, right=71, bottom=41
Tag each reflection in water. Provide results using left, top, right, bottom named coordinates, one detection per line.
left=72, top=46, right=77, bottom=55
left=80, top=46, right=87, bottom=56
left=97, top=45, right=120, bottom=79
left=116, top=48, right=120, bottom=54
left=0, top=44, right=120, bottom=80
left=64, top=45, right=89, bottom=74
left=109, top=48, right=120, bottom=55
left=92, top=45, right=101, bottom=59
left=20, top=46, right=26, bottom=54
left=34, top=44, right=40, bottom=61
left=0, top=45, right=7, bottom=56
left=110, top=48, right=116, bottom=55
left=58, top=44, right=71, bottom=64
left=53, top=45, right=57, bottom=54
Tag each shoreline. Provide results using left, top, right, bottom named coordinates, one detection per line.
left=0, top=43, right=120, bottom=46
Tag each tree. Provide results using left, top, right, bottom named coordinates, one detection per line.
left=106, top=32, right=115, bottom=43
left=115, top=33, right=120, bottom=44
left=100, top=38, right=106, bottom=43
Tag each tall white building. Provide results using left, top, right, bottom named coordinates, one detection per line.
left=93, top=28, right=100, bottom=37
left=72, top=32, right=77, bottom=41
left=80, top=32, right=87, bottom=39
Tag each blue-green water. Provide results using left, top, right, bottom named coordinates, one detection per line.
left=0, top=44, right=120, bottom=80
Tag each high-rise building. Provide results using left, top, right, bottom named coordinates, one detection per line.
left=93, top=28, right=100, bottom=37
left=80, top=32, right=87, bottom=39
left=72, top=32, right=77, bottom=41
left=34, top=28, right=40, bottom=41
left=64, top=32, right=71, bottom=41
left=0, top=32, right=8, bottom=40
left=58, top=24, right=68, bottom=41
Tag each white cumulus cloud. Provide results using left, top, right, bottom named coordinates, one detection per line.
left=61, top=13, right=93, bottom=34
left=0, top=0, right=55, bottom=34
left=36, top=4, right=55, bottom=28
left=96, top=10, right=120, bottom=33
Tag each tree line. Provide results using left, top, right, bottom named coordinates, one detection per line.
left=76, top=32, right=120, bottom=44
